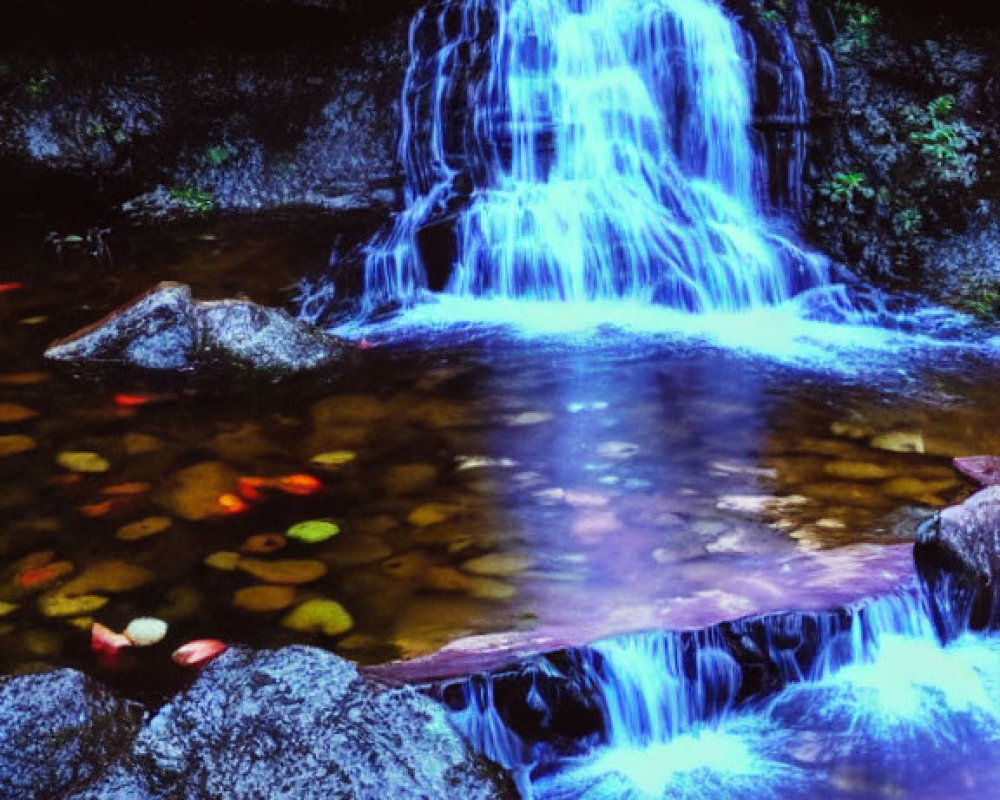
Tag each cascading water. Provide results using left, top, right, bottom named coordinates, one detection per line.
left=361, top=0, right=831, bottom=314
left=448, top=580, right=1000, bottom=799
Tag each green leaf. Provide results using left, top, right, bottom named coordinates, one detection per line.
left=286, top=519, right=340, bottom=544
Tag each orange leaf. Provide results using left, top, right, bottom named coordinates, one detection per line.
left=0, top=282, right=24, bottom=293
left=17, top=560, right=73, bottom=590
left=79, top=500, right=115, bottom=518
left=275, top=474, right=322, bottom=495
left=218, top=493, right=249, bottom=514
left=101, top=482, right=152, bottom=496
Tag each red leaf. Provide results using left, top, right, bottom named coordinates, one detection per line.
left=953, top=456, right=1000, bottom=487
left=172, top=639, right=228, bottom=667
left=91, top=622, right=133, bottom=668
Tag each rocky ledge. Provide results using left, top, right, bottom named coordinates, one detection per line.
left=44, top=282, right=350, bottom=380
left=0, top=646, right=515, bottom=800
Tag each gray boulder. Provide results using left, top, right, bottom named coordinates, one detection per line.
left=71, top=646, right=514, bottom=800
left=917, top=486, right=1000, bottom=587
left=45, top=282, right=349, bottom=379
left=0, top=669, right=144, bottom=800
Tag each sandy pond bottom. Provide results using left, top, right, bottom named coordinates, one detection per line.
left=0, top=221, right=998, bottom=701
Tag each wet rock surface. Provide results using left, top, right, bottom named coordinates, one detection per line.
left=44, top=282, right=350, bottom=379
left=0, top=647, right=514, bottom=800
left=0, top=669, right=144, bottom=800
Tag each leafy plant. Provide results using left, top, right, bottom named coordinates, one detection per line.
left=25, top=68, right=54, bottom=98
left=835, top=2, right=880, bottom=52
left=892, top=207, right=922, bottom=235
left=961, top=288, right=1000, bottom=319
left=904, top=94, right=981, bottom=185
left=202, top=145, right=235, bottom=167
left=169, top=187, right=215, bottom=215
left=818, top=171, right=874, bottom=212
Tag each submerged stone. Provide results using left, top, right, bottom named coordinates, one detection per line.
left=44, top=282, right=350, bottom=380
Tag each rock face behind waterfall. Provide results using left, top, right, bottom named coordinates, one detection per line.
left=0, top=647, right=514, bottom=800
left=44, top=282, right=350, bottom=380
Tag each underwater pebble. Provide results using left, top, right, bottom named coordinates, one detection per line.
left=380, top=463, right=439, bottom=495
left=281, top=598, right=353, bottom=637
left=124, top=617, right=168, bottom=646
left=56, top=451, right=111, bottom=473
left=123, top=432, right=163, bottom=455
left=461, top=552, right=533, bottom=577
left=237, top=558, right=328, bottom=585
left=823, top=461, right=895, bottom=481
left=204, top=551, right=242, bottom=571
left=233, top=585, right=297, bottom=612
left=241, top=533, right=287, bottom=554
left=0, top=435, right=36, bottom=458
left=116, top=516, right=172, bottom=541
left=38, top=592, right=109, bottom=617
left=59, top=560, right=153, bottom=595
left=161, top=460, right=240, bottom=521
left=869, top=431, right=925, bottom=454
left=407, top=503, right=462, bottom=527
left=0, top=403, right=38, bottom=423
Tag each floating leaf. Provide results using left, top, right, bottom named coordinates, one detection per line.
left=172, top=639, right=228, bottom=667
left=0, top=601, right=18, bottom=617
left=0, top=403, right=38, bottom=423
left=233, top=585, right=297, bottom=612
left=162, top=461, right=239, bottom=521
left=116, top=516, right=172, bottom=541
left=124, top=617, right=168, bottom=646
left=56, top=451, right=111, bottom=473
left=218, top=493, right=249, bottom=514
left=79, top=500, right=115, bottom=518
left=59, top=560, right=153, bottom=595
left=39, top=592, right=108, bottom=617
left=102, top=482, right=152, bottom=496
left=114, top=393, right=170, bottom=408
left=91, top=622, right=132, bottom=667
left=310, top=451, right=357, bottom=468
left=241, top=533, right=286, bottom=554
left=0, top=372, right=48, bottom=385
left=0, top=282, right=24, bottom=293
left=123, top=432, right=163, bottom=455
left=461, top=553, right=534, bottom=577
left=275, top=474, right=322, bottom=495
left=0, top=435, right=36, bottom=458
left=953, top=455, right=1000, bottom=487
left=17, top=560, right=73, bottom=590
left=237, top=558, right=327, bottom=585
left=286, top=520, right=340, bottom=544
left=204, top=551, right=241, bottom=571
left=281, top=598, right=353, bottom=637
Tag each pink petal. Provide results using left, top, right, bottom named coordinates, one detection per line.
left=91, top=622, right=133, bottom=667
left=171, top=639, right=228, bottom=667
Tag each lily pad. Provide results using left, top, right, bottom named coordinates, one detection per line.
left=281, top=598, right=353, bottom=636
left=56, top=451, right=111, bottom=473
left=237, top=558, right=327, bottom=585
left=116, top=516, right=172, bottom=541
left=0, top=435, right=36, bottom=458
left=233, top=584, right=297, bottom=612
left=286, top=519, right=340, bottom=544
left=0, top=403, right=38, bottom=423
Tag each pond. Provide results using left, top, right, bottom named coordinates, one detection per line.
left=1, top=217, right=997, bottom=707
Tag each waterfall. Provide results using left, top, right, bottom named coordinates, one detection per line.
left=361, top=0, right=831, bottom=314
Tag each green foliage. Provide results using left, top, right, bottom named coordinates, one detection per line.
left=818, top=171, right=874, bottom=212
left=961, top=288, right=1000, bottom=319
left=753, top=0, right=787, bottom=24
left=25, top=68, right=54, bottom=98
left=202, top=145, right=235, bottom=167
left=169, top=187, right=215, bottom=215
left=892, top=207, right=922, bottom=236
left=903, top=94, right=981, bottom=185
left=835, top=2, right=880, bottom=52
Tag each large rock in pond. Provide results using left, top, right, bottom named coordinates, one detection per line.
left=915, top=486, right=1000, bottom=628
left=0, top=669, right=144, bottom=800
left=69, top=646, right=515, bottom=800
left=45, top=282, right=349, bottom=380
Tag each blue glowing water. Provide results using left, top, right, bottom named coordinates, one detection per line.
left=451, top=586, right=1000, bottom=799
left=361, top=0, right=830, bottom=313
